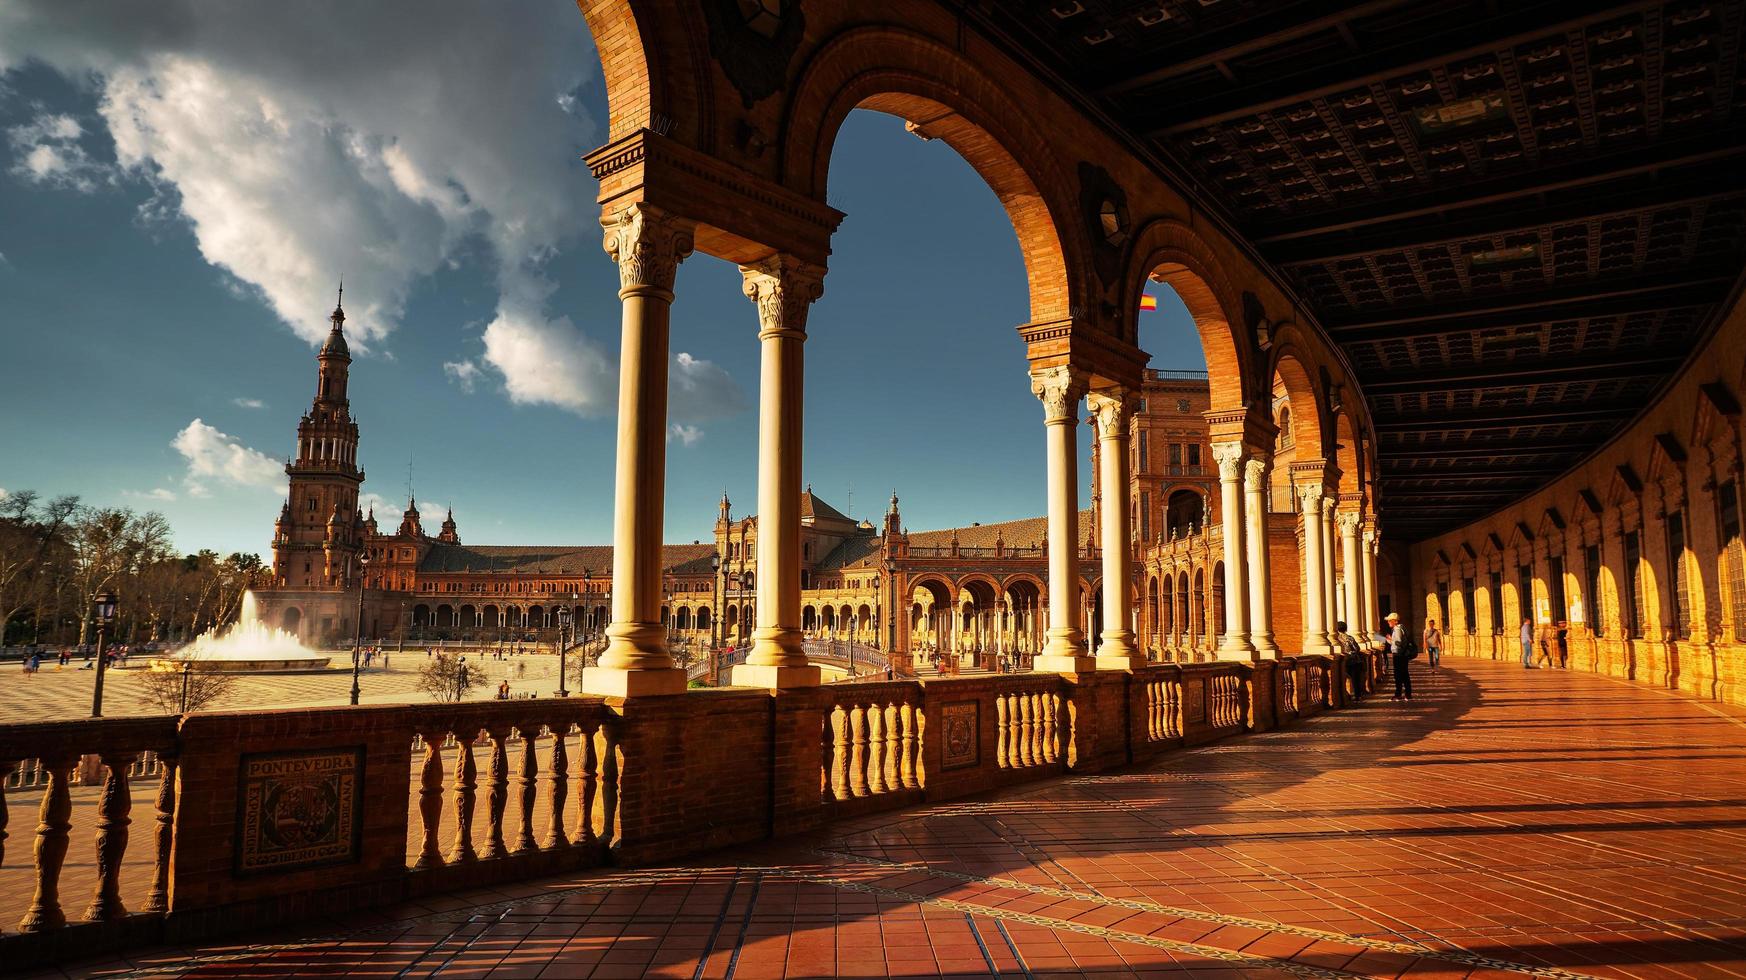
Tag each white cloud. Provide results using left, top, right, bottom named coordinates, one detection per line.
left=479, top=300, right=616, bottom=416
left=668, top=424, right=703, bottom=447
left=232, top=397, right=265, bottom=409
left=5, top=111, right=106, bottom=190
left=359, top=492, right=446, bottom=528
left=670, top=351, right=747, bottom=422
left=171, top=418, right=281, bottom=496
left=124, top=487, right=177, bottom=502
left=0, top=0, right=598, bottom=348
left=442, top=359, right=481, bottom=393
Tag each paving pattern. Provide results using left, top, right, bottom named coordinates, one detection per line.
left=34, top=659, right=1746, bottom=979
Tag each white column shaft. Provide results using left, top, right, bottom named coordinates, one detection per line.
left=1212, top=442, right=1254, bottom=660
left=1244, top=456, right=1277, bottom=657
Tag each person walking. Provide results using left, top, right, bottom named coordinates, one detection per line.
left=1535, top=623, right=1556, bottom=668
left=1422, top=619, right=1443, bottom=668
left=1520, top=618, right=1537, bottom=669
left=1555, top=620, right=1570, bottom=669
left=1383, top=612, right=1413, bottom=700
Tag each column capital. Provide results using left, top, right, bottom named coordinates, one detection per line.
left=740, top=254, right=826, bottom=341
left=603, top=204, right=695, bottom=295
left=1243, top=454, right=1272, bottom=490
left=1210, top=441, right=1246, bottom=481
left=1296, top=481, right=1326, bottom=508
left=1336, top=511, right=1363, bottom=534
left=1031, top=366, right=1089, bottom=425
left=1086, top=388, right=1136, bottom=441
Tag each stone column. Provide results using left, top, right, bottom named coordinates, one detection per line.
left=1211, top=441, right=1254, bottom=660
left=1243, top=454, right=1279, bottom=658
left=1321, top=496, right=1340, bottom=645
left=1032, top=366, right=1094, bottom=672
left=736, top=257, right=825, bottom=688
left=1089, top=389, right=1142, bottom=668
left=1362, top=525, right=1381, bottom=640
left=1298, top=483, right=1332, bottom=655
left=584, top=204, right=692, bottom=698
left=1339, top=512, right=1364, bottom=644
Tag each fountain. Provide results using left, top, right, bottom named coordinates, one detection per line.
left=153, top=591, right=333, bottom=672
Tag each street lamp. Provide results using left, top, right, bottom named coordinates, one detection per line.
left=351, top=553, right=370, bottom=706
left=709, top=552, right=722, bottom=683
left=89, top=590, right=118, bottom=718
left=556, top=593, right=575, bottom=697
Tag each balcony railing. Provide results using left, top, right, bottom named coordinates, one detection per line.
left=0, top=650, right=1382, bottom=971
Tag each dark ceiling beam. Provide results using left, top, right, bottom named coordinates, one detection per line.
left=1252, top=140, right=1746, bottom=244
left=1360, top=356, right=1686, bottom=393
left=1374, top=404, right=1636, bottom=430
left=1375, top=441, right=1581, bottom=459
left=1375, top=488, right=1524, bottom=499
left=1097, top=0, right=1414, bottom=97
left=1324, top=278, right=1728, bottom=338
left=1145, top=0, right=1656, bottom=133
left=1271, top=187, right=1740, bottom=266
left=1380, top=469, right=1565, bottom=483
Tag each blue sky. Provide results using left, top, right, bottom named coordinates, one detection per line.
left=0, top=0, right=1203, bottom=558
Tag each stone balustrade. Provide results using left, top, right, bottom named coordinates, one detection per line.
left=0, top=651, right=1383, bottom=972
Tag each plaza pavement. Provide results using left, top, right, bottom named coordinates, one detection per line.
left=20, top=658, right=1746, bottom=979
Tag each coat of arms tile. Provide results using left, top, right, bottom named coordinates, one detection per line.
left=940, top=701, right=979, bottom=770
left=235, top=747, right=364, bottom=875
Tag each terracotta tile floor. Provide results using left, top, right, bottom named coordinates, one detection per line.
left=43, top=660, right=1746, bottom=979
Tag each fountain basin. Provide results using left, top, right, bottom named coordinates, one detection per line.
left=159, top=590, right=334, bottom=672
left=149, top=654, right=332, bottom=673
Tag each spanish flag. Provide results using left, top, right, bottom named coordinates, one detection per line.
left=1139, top=294, right=1158, bottom=311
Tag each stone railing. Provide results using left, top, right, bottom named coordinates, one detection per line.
left=0, top=652, right=1387, bottom=971
left=0, top=716, right=180, bottom=944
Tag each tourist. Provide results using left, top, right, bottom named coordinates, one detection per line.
left=1422, top=618, right=1443, bottom=668
left=1520, top=618, right=1537, bottom=669
left=1383, top=612, right=1412, bottom=700
left=1555, top=621, right=1570, bottom=669
left=496, top=679, right=510, bottom=700
left=1335, top=620, right=1365, bottom=700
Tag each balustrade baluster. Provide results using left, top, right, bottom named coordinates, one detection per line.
left=0, top=759, right=14, bottom=870
left=575, top=721, right=598, bottom=846
left=411, top=731, right=444, bottom=870
left=596, top=723, right=619, bottom=848
left=882, top=703, right=900, bottom=791
left=84, top=752, right=134, bottom=922
left=143, top=758, right=176, bottom=913
left=1042, top=694, right=1059, bottom=764
left=545, top=727, right=569, bottom=849
left=19, top=755, right=75, bottom=932
left=828, top=706, right=849, bottom=802
left=914, top=708, right=927, bottom=785
left=848, top=705, right=869, bottom=798
left=482, top=730, right=509, bottom=859
left=865, top=705, right=885, bottom=794
left=515, top=728, right=538, bottom=852
left=996, top=695, right=1010, bottom=768
left=1013, top=693, right=1029, bottom=767
left=898, top=703, right=917, bottom=789
left=449, top=734, right=477, bottom=863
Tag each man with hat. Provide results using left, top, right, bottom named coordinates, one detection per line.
left=1384, top=612, right=1413, bottom=701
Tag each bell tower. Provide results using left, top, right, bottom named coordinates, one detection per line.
left=276, top=287, right=366, bottom=589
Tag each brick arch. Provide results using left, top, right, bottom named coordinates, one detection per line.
left=1001, top=573, right=1047, bottom=597
left=1265, top=345, right=1327, bottom=461
left=575, top=1, right=705, bottom=145
left=954, top=574, right=1003, bottom=600
left=1333, top=409, right=1362, bottom=498
left=1124, top=219, right=1250, bottom=413
left=778, top=28, right=1086, bottom=323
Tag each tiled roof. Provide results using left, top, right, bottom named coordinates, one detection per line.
left=907, top=510, right=1089, bottom=550
left=817, top=535, right=884, bottom=570
left=801, top=490, right=852, bottom=525
left=418, top=543, right=715, bottom=575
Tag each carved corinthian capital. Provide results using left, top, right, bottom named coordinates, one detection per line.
left=1086, top=388, right=1135, bottom=441
left=1210, top=441, right=1246, bottom=481
left=1030, top=366, right=1088, bottom=424
left=1296, top=482, right=1325, bottom=512
left=603, top=204, right=694, bottom=294
left=740, top=255, right=826, bottom=340
left=1243, top=455, right=1271, bottom=490
left=1336, top=511, right=1363, bottom=534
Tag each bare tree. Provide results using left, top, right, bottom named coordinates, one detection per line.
left=417, top=652, right=478, bottom=703
left=0, top=491, right=80, bottom=644
left=134, top=658, right=238, bottom=714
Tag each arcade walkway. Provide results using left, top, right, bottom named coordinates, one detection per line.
left=48, top=661, right=1746, bottom=979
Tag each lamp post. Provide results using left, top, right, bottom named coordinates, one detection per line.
left=556, top=594, right=574, bottom=698
left=351, top=553, right=370, bottom=706
left=89, top=591, right=117, bottom=718
left=709, top=553, right=722, bottom=684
